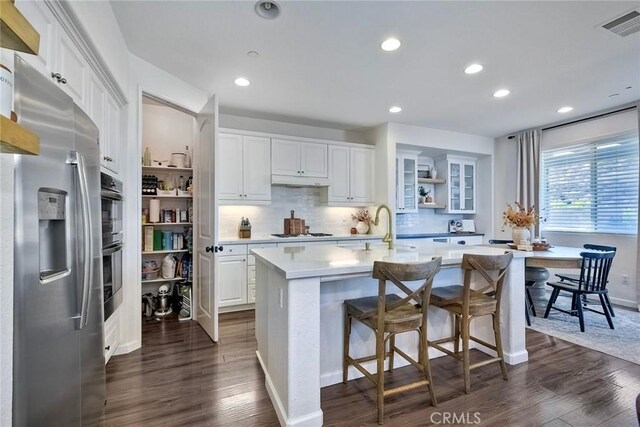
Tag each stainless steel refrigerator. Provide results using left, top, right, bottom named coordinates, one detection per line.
left=13, top=56, right=105, bottom=425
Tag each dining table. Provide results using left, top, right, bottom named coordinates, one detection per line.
left=486, top=245, right=586, bottom=308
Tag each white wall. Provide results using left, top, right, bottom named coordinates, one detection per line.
left=387, top=122, right=495, bottom=156
left=62, top=0, right=129, bottom=97
left=142, top=102, right=195, bottom=162
left=493, top=135, right=518, bottom=240
left=0, top=155, right=14, bottom=427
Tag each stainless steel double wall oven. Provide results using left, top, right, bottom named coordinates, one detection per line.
left=101, top=173, right=124, bottom=320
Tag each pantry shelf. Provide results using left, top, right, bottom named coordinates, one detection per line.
left=141, top=278, right=187, bottom=284
left=142, top=195, right=193, bottom=199
left=142, top=166, right=193, bottom=173
left=142, top=222, right=192, bottom=227
left=142, top=249, right=189, bottom=255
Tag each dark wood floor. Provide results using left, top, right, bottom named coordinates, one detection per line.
left=104, top=311, right=640, bottom=427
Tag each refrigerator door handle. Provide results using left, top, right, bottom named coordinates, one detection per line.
left=69, top=151, right=93, bottom=330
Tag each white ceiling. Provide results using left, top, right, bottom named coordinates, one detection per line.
left=111, top=1, right=640, bottom=137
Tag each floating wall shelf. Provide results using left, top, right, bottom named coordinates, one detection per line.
left=0, top=0, right=40, bottom=55
left=0, top=115, right=39, bottom=155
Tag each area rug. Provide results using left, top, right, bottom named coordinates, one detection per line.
left=527, top=294, right=640, bottom=365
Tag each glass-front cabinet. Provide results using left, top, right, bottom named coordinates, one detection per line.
left=435, top=155, right=476, bottom=214
left=396, top=151, right=419, bottom=213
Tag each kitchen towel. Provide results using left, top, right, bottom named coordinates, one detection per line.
left=149, top=199, right=161, bottom=223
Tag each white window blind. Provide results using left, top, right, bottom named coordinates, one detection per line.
left=541, top=132, right=639, bottom=234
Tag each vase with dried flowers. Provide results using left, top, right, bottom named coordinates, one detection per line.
left=351, top=210, right=373, bottom=234
left=503, top=202, right=539, bottom=244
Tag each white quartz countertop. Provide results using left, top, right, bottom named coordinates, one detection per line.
left=218, top=234, right=384, bottom=245
left=251, top=241, right=525, bottom=280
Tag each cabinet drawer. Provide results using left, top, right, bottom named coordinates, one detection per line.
left=248, top=264, right=256, bottom=285
left=277, top=240, right=338, bottom=248
left=218, top=244, right=247, bottom=256
left=248, top=284, right=256, bottom=304
left=104, top=314, right=119, bottom=364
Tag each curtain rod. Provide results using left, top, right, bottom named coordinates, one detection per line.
left=507, top=105, right=638, bottom=139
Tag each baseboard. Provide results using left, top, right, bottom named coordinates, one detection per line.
left=257, top=350, right=323, bottom=427
left=219, top=303, right=255, bottom=314
left=113, top=339, right=141, bottom=356
left=608, top=296, right=638, bottom=310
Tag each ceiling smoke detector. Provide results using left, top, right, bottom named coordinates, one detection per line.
left=255, top=1, right=280, bottom=19
left=600, top=10, right=640, bottom=37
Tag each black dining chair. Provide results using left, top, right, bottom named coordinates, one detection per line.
left=555, top=244, right=617, bottom=317
left=487, top=239, right=536, bottom=326
left=543, top=251, right=616, bottom=332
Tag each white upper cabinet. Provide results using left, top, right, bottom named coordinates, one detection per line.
left=328, top=146, right=350, bottom=202
left=349, top=147, right=374, bottom=203
left=300, top=142, right=328, bottom=177
left=272, top=139, right=328, bottom=178
left=242, top=136, right=271, bottom=200
left=328, top=145, right=375, bottom=205
left=396, top=152, right=419, bottom=213
left=435, top=155, right=476, bottom=214
left=218, top=133, right=244, bottom=200
left=15, top=0, right=57, bottom=77
left=102, top=95, right=120, bottom=174
left=57, top=30, right=87, bottom=109
left=219, top=133, right=271, bottom=203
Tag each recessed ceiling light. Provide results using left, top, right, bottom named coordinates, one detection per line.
left=234, top=77, right=250, bottom=87
left=493, top=89, right=510, bottom=98
left=464, top=64, right=483, bottom=74
left=255, top=1, right=280, bottom=19
left=389, top=106, right=402, bottom=113
left=557, top=106, right=574, bottom=113
left=381, top=38, right=401, bottom=52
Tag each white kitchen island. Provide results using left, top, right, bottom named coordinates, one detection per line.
left=251, top=242, right=528, bottom=427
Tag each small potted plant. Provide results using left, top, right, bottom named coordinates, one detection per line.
left=418, top=187, right=432, bottom=204
left=419, top=186, right=427, bottom=204
left=351, top=210, right=373, bottom=234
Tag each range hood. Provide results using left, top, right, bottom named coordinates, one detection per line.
left=271, top=174, right=330, bottom=187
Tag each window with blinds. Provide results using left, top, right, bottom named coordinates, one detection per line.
left=541, top=132, right=639, bottom=234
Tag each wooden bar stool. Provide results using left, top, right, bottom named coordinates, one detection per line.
left=343, top=257, right=442, bottom=424
left=428, top=252, right=513, bottom=394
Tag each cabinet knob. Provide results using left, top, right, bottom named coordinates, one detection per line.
left=51, top=72, right=62, bottom=81
left=297, top=171, right=301, bottom=174
left=59, top=78, right=67, bottom=85
left=244, top=194, right=247, bottom=197
left=301, top=171, right=304, bottom=174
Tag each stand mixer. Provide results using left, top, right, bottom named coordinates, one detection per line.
left=154, top=284, right=172, bottom=317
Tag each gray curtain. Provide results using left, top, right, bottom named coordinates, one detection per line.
left=516, top=129, right=542, bottom=237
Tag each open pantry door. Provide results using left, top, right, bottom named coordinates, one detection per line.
left=195, top=94, right=219, bottom=341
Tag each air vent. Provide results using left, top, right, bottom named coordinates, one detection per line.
left=601, top=10, right=640, bottom=37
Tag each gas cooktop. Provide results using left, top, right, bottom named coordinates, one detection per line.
left=271, top=233, right=333, bottom=238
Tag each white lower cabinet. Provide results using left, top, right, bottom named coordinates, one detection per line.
left=103, top=309, right=120, bottom=364
left=217, top=255, right=247, bottom=308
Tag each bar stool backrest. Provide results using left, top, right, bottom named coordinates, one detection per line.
left=578, top=251, right=615, bottom=292
left=460, top=252, right=514, bottom=314
left=369, top=258, right=442, bottom=327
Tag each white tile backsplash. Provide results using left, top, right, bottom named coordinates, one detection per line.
left=218, top=186, right=369, bottom=237
left=396, top=209, right=463, bottom=235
